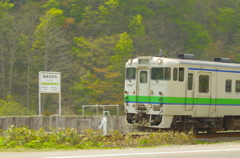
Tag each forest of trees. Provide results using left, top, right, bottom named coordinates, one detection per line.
left=0, top=0, right=240, bottom=116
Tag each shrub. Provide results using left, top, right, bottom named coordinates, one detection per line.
left=0, top=126, right=195, bottom=149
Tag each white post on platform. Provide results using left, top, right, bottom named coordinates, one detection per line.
left=103, top=117, right=107, bottom=135
left=98, top=117, right=107, bottom=135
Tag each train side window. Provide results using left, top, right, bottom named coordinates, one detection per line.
left=225, top=80, right=232, bottom=92
left=173, top=68, right=178, bottom=81
left=236, top=80, right=240, bottom=92
left=140, top=71, right=147, bottom=83
left=188, top=73, right=193, bottom=90
left=179, top=68, right=184, bottom=82
left=199, top=75, right=209, bottom=93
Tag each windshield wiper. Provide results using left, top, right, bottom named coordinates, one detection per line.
left=152, top=75, right=159, bottom=83
left=127, top=76, right=131, bottom=82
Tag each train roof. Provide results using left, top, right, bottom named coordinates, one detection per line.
left=133, top=56, right=240, bottom=69
left=177, top=59, right=240, bottom=69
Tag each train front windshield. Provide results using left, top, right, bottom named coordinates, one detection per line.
left=151, top=67, right=171, bottom=80
left=126, top=68, right=136, bottom=80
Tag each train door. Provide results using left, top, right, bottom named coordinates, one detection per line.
left=194, top=72, right=212, bottom=117
left=209, top=70, right=217, bottom=117
left=185, top=71, right=194, bottom=111
left=136, top=68, right=150, bottom=110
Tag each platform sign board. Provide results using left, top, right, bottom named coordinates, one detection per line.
left=39, top=71, right=61, bottom=116
left=39, top=72, right=61, bottom=93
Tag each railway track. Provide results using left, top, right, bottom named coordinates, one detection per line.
left=128, top=132, right=240, bottom=139
left=195, top=132, right=240, bottom=138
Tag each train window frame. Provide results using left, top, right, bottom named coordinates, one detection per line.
left=225, top=80, right=232, bottom=93
left=179, top=67, right=184, bottom=82
left=236, top=80, right=240, bottom=92
left=165, top=67, right=171, bottom=80
left=173, top=68, right=178, bottom=81
left=151, top=67, right=171, bottom=81
left=199, top=75, right=209, bottom=93
left=126, top=68, right=136, bottom=80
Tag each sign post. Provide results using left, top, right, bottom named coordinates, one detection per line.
left=39, top=71, right=61, bottom=116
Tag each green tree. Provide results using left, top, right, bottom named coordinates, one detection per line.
left=32, top=8, right=66, bottom=71
left=72, top=35, right=118, bottom=72
left=118, top=0, right=155, bottom=18
left=69, top=3, right=85, bottom=23
left=128, top=14, right=145, bottom=37
left=180, top=21, right=212, bottom=55
left=15, top=2, right=41, bottom=110
left=0, top=95, right=35, bottom=116
left=0, top=0, right=14, bottom=99
left=42, top=0, right=60, bottom=9
left=72, top=68, right=123, bottom=115
left=71, top=33, right=133, bottom=113
left=109, top=32, right=134, bottom=74
left=0, top=0, right=14, bottom=17
left=71, top=35, right=118, bottom=110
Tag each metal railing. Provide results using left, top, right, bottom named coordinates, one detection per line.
left=82, top=104, right=119, bottom=116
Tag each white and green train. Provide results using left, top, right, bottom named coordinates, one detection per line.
left=124, top=53, right=240, bottom=133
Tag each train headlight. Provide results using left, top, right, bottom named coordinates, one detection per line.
left=159, top=91, right=163, bottom=96
left=157, top=59, right=162, bottom=64
left=128, top=59, right=132, bottom=65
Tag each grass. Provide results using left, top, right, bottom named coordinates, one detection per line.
left=1, top=126, right=238, bottom=152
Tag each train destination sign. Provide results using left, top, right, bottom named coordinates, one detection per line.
left=39, top=71, right=61, bottom=93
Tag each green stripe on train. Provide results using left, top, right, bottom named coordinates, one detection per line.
left=124, top=95, right=240, bottom=105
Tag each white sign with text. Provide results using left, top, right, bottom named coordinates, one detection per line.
left=39, top=72, right=61, bottom=93
left=39, top=71, right=61, bottom=116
